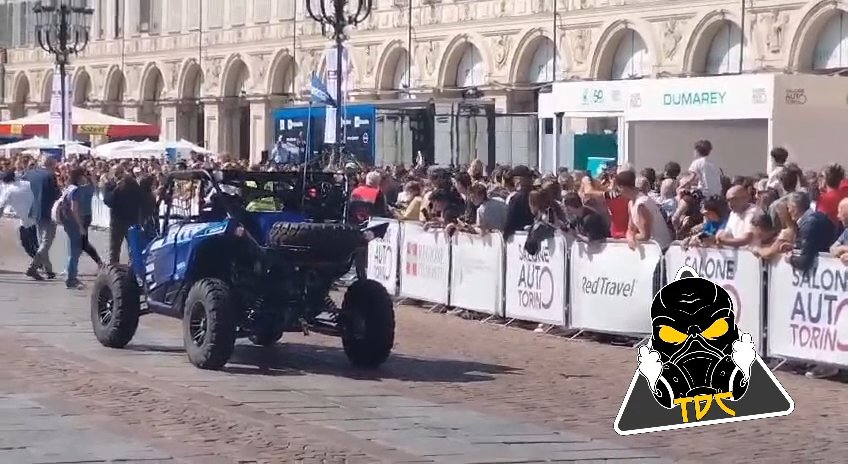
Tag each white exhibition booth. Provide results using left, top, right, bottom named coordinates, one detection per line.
left=624, top=73, right=848, bottom=174
left=540, top=73, right=848, bottom=175
left=537, top=80, right=631, bottom=173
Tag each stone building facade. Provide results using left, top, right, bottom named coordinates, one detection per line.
left=1, top=0, right=847, bottom=165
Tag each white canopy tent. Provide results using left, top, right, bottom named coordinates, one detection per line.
left=58, top=140, right=92, bottom=155
left=0, top=136, right=57, bottom=151
left=0, top=137, right=90, bottom=156
left=93, top=139, right=214, bottom=161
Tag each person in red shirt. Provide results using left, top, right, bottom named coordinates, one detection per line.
left=816, top=164, right=847, bottom=225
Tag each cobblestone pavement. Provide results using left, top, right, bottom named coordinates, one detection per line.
left=0, top=219, right=842, bottom=463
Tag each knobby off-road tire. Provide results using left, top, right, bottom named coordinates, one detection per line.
left=91, top=265, right=141, bottom=349
left=267, top=222, right=362, bottom=261
left=182, top=278, right=237, bottom=370
left=341, top=279, right=395, bottom=368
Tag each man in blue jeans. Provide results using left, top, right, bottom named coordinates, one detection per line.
left=22, top=156, right=60, bottom=281
left=60, top=167, right=87, bottom=290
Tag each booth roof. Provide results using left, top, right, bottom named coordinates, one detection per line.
left=0, top=107, right=159, bottom=138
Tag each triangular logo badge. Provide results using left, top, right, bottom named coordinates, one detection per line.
left=613, top=266, right=794, bottom=435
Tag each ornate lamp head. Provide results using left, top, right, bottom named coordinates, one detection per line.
left=33, top=1, right=94, bottom=61
left=305, top=0, right=374, bottom=35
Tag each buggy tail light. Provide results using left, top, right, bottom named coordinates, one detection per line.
left=306, top=187, right=318, bottom=198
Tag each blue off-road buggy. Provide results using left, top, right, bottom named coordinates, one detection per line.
left=89, top=169, right=394, bottom=370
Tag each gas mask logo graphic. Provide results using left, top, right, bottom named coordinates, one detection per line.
left=614, top=266, right=794, bottom=435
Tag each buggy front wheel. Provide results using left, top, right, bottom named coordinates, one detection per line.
left=90, top=265, right=141, bottom=349
left=340, top=279, right=395, bottom=368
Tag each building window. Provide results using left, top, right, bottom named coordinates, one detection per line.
left=186, top=0, right=199, bottom=30
left=97, top=0, right=106, bottom=39
left=208, top=0, right=223, bottom=28
left=0, top=3, right=10, bottom=48
left=114, top=0, right=124, bottom=38
left=139, top=0, right=151, bottom=32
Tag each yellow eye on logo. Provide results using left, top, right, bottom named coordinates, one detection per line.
left=702, top=318, right=729, bottom=340
left=658, top=325, right=687, bottom=344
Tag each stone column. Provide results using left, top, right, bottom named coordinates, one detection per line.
left=248, top=97, right=270, bottom=166
left=0, top=106, right=11, bottom=121
left=201, top=98, right=221, bottom=153
left=159, top=102, right=178, bottom=141
left=25, top=104, right=41, bottom=116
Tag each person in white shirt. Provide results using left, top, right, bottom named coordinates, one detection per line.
left=679, top=139, right=723, bottom=199
left=618, top=170, right=672, bottom=251
left=716, top=185, right=759, bottom=248
left=766, top=147, right=789, bottom=194
left=0, top=170, right=39, bottom=264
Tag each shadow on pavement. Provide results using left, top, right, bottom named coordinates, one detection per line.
left=127, top=340, right=521, bottom=383
left=126, top=344, right=186, bottom=354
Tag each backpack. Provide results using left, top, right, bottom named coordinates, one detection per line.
left=51, top=187, right=74, bottom=223
left=50, top=196, right=66, bottom=223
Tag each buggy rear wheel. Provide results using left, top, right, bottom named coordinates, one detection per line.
left=182, top=278, right=237, bottom=370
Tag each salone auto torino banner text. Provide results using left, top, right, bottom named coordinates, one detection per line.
left=665, top=244, right=764, bottom=355
left=503, top=233, right=567, bottom=326
left=768, top=256, right=848, bottom=367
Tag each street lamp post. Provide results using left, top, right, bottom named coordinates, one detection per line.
left=33, top=1, right=93, bottom=141
left=306, top=0, right=373, bottom=166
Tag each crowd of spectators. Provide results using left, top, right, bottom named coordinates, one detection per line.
left=1, top=139, right=848, bottom=376
left=364, top=142, right=848, bottom=273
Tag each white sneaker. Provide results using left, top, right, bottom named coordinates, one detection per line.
left=805, top=366, right=839, bottom=379
left=534, top=324, right=546, bottom=333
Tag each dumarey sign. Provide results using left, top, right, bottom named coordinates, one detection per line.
left=625, top=74, right=773, bottom=121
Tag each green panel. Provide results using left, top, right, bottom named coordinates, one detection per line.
left=573, top=133, right=618, bottom=171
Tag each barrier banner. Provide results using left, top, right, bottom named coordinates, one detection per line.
left=665, top=244, right=764, bottom=354
left=570, top=240, right=662, bottom=335
left=503, top=232, right=566, bottom=325
left=450, top=232, right=504, bottom=316
left=398, top=222, right=451, bottom=305
left=366, top=219, right=400, bottom=295
left=767, top=255, right=848, bottom=366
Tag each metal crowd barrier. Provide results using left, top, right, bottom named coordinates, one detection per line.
left=366, top=219, right=848, bottom=368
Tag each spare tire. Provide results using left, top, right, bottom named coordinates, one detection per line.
left=268, top=222, right=363, bottom=261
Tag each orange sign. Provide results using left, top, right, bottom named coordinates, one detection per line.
left=10, top=124, right=22, bottom=135
left=77, top=125, right=109, bottom=135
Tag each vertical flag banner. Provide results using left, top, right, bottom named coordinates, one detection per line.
left=48, top=67, right=73, bottom=142
left=322, top=43, right=352, bottom=145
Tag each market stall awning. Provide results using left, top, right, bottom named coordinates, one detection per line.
left=0, top=107, right=159, bottom=138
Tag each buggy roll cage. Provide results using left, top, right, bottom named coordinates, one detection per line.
left=159, top=169, right=352, bottom=231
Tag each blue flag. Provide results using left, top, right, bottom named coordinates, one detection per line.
left=310, top=73, right=336, bottom=107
